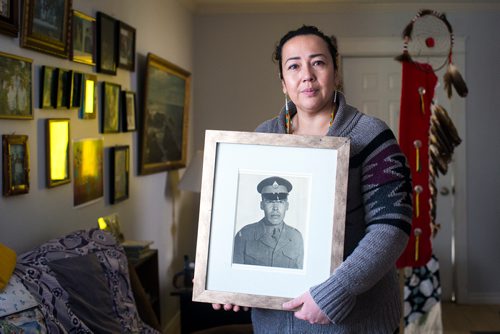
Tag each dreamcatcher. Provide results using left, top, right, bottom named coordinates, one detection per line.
left=396, top=9, right=468, bottom=98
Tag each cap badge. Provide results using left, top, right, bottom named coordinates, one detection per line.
left=272, top=181, right=279, bottom=189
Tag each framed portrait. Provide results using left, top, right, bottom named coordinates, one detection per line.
left=78, top=73, right=97, bottom=119
left=71, top=10, right=95, bottom=65
left=2, top=134, right=30, bottom=196
left=73, top=137, right=103, bottom=207
left=40, top=65, right=57, bottom=109
left=20, top=0, right=71, bottom=58
left=101, top=81, right=121, bottom=133
left=139, top=52, right=191, bottom=174
left=96, top=11, right=117, bottom=75
left=117, top=21, right=135, bottom=71
left=0, top=51, right=32, bottom=119
left=121, top=90, right=136, bottom=131
left=110, top=145, right=129, bottom=204
left=0, top=0, right=19, bottom=36
left=192, top=130, right=350, bottom=309
left=46, top=118, right=70, bottom=187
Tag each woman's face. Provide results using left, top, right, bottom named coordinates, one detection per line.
left=280, top=34, right=337, bottom=115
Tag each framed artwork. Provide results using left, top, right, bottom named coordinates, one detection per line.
left=78, top=73, right=97, bottom=119
left=139, top=52, right=191, bottom=174
left=192, top=130, right=350, bottom=309
left=71, top=71, right=83, bottom=108
left=46, top=118, right=70, bottom=187
left=110, top=145, right=129, bottom=204
left=121, top=90, right=136, bottom=131
left=55, top=68, right=71, bottom=108
left=2, top=134, right=30, bottom=196
left=0, top=51, right=32, bottom=119
left=117, top=21, right=135, bottom=71
left=71, top=10, right=95, bottom=65
left=96, top=11, right=117, bottom=75
left=20, top=0, right=71, bottom=58
left=0, top=0, right=19, bottom=36
left=73, top=137, right=103, bottom=207
left=40, top=65, right=57, bottom=109
left=101, top=81, right=121, bottom=133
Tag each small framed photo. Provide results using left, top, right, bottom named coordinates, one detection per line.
left=110, top=145, right=129, bottom=204
left=71, top=10, right=95, bottom=65
left=121, top=90, right=136, bottom=131
left=0, top=0, right=19, bottom=37
left=79, top=73, right=97, bottom=119
left=46, top=118, right=70, bottom=187
left=117, top=21, right=135, bottom=71
left=192, top=130, right=350, bottom=309
left=20, top=0, right=71, bottom=58
left=96, top=11, right=117, bottom=75
left=40, top=65, right=57, bottom=109
left=2, top=134, right=30, bottom=196
left=56, top=68, right=72, bottom=109
left=71, top=71, right=83, bottom=108
left=0, top=51, right=32, bottom=119
left=101, top=81, right=121, bottom=133
left=73, top=137, right=103, bottom=207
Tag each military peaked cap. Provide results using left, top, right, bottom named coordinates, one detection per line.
left=257, top=176, right=293, bottom=193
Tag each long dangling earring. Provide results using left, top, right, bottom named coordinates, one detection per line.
left=333, top=90, right=337, bottom=104
left=330, top=90, right=337, bottom=127
left=285, top=94, right=291, bottom=134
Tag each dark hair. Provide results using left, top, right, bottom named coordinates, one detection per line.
left=273, top=25, right=338, bottom=79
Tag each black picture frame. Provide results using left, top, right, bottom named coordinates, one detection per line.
left=110, top=145, right=129, bottom=204
left=56, top=68, right=72, bottom=109
left=121, top=90, right=136, bottom=132
left=20, top=0, right=71, bottom=58
left=96, top=11, right=117, bottom=75
left=0, top=0, right=19, bottom=37
left=101, top=81, right=121, bottom=133
left=2, top=134, right=30, bottom=196
left=117, top=21, right=135, bottom=71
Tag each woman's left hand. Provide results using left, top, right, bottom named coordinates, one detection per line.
left=282, top=291, right=330, bottom=325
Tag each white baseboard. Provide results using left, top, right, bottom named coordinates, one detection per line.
left=163, top=311, right=181, bottom=334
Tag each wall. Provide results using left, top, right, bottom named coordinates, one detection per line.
left=193, top=3, right=500, bottom=304
left=0, top=0, right=194, bottom=330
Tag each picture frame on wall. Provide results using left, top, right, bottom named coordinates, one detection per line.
left=20, top=0, right=71, bottom=58
left=101, top=81, right=121, bottom=133
left=0, top=51, right=32, bottom=119
left=139, top=52, right=191, bottom=174
left=71, top=71, right=83, bottom=108
left=121, top=90, right=136, bottom=131
left=192, top=130, right=350, bottom=309
left=79, top=73, right=97, bottom=119
left=40, top=65, right=57, bottom=109
left=96, top=11, right=117, bottom=75
left=56, top=68, right=72, bottom=109
left=73, top=137, right=103, bottom=207
left=2, top=134, right=30, bottom=196
left=0, top=0, right=19, bottom=37
left=110, top=145, right=129, bottom=204
left=117, top=21, right=135, bottom=71
left=71, top=10, right=95, bottom=66
left=46, top=118, right=70, bottom=187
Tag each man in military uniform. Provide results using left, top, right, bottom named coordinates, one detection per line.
left=233, top=176, right=304, bottom=269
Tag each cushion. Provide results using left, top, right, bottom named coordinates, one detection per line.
left=48, top=253, right=122, bottom=333
left=0, top=274, right=39, bottom=317
left=0, top=242, right=16, bottom=291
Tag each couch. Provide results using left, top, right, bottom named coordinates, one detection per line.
left=0, top=228, right=161, bottom=333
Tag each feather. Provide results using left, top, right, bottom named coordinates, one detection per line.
left=394, top=51, right=412, bottom=63
left=444, top=62, right=469, bottom=98
left=402, top=21, right=414, bottom=39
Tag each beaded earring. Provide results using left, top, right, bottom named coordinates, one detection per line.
left=285, top=94, right=292, bottom=134
left=330, top=90, right=338, bottom=127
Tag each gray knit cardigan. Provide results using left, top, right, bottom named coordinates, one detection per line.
left=251, top=92, right=413, bottom=333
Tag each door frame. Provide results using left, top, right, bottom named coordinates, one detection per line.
left=339, top=37, right=468, bottom=303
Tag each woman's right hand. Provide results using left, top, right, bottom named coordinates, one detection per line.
left=212, top=304, right=249, bottom=312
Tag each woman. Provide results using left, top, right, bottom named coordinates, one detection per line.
left=216, top=25, right=413, bottom=333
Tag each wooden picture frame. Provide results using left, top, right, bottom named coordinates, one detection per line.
left=110, top=145, right=129, bottom=204
left=46, top=118, right=70, bottom=187
left=2, top=134, right=30, bottom=196
left=121, top=90, right=136, bottom=132
left=73, top=137, right=103, bottom=207
left=0, top=0, right=19, bottom=36
left=40, top=65, right=57, bottom=109
left=139, top=52, right=191, bottom=174
left=71, top=10, right=95, bottom=65
left=96, top=11, right=117, bottom=75
left=20, top=0, right=71, bottom=58
left=193, top=130, right=350, bottom=310
left=0, top=51, right=32, bottom=119
left=117, top=21, right=135, bottom=71
left=78, top=73, right=97, bottom=119
left=101, top=81, right=121, bottom=133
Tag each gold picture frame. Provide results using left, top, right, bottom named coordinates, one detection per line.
left=46, top=118, right=70, bottom=187
left=2, top=134, right=30, bottom=196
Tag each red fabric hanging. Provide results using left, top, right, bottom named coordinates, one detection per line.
left=396, top=61, right=437, bottom=268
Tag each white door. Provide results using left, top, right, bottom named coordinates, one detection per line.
left=342, top=56, right=461, bottom=301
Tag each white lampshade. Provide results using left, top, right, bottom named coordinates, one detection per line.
left=178, top=150, right=204, bottom=192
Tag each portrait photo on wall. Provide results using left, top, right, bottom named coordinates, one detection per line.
left=71, top=10, right=95, bottom=65
left=0, top=51, right=32, bottom=119
left=117, top=20, right=135, bottom=71
left=96, top=11, right=117, bottom=75
left=2, top=134, right=30, bottom=196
